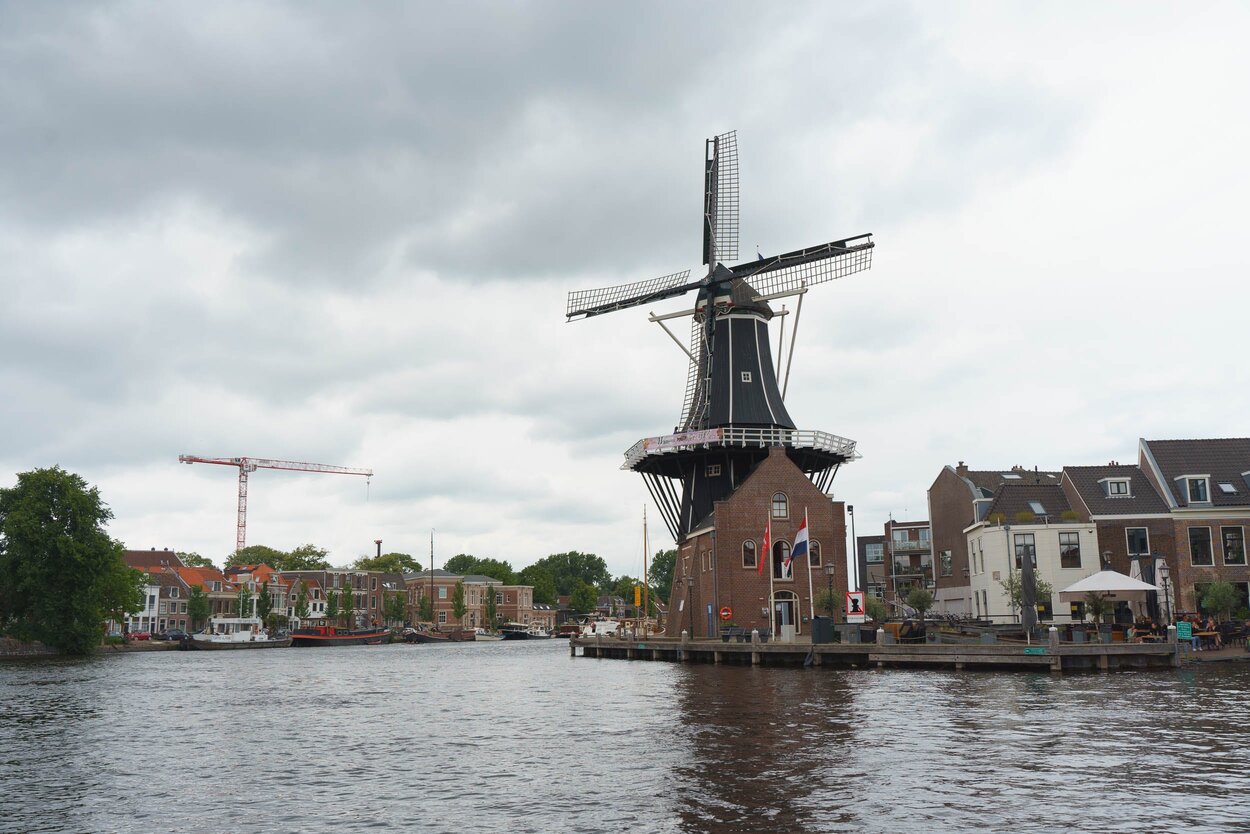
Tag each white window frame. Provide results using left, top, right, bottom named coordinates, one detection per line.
left=771, top=492, right=789, bottom=519
left=1125, top=527, right=1149, bottom=556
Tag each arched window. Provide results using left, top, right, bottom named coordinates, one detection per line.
left=810, top=541, right=822, bottom=567
left=742, top=539, right=757, bottom=569
left=773, top=541, right=792, bottom=580
left=771, top=492, right=789, bottom=519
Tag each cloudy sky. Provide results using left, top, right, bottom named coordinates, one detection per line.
left=3, top=1, right=1248, bottom=577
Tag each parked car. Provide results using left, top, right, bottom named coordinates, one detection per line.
left=128, top=631, right=151, bottom=641
left=152, top=628, right=188, bottom=641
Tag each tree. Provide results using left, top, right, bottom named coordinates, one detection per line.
left=383, top=592, right=406, bottom=626
left=518, top=564, right=557, bottom=605
left=325, top=589, right=339, bottom=623
left=99, top=560, right=145, bottom=637
left=998, top=571, right=1054, bottom=618
left=235, top=585, right=253, bottom=619
left=340, top=585, right=354, bottom=626
left=0, top=466, right=138, bottom=655
left=226, top=544, right=286, bottom=569
left=649, top=548, right=676, bottom=603
left=254, top=583, right=273, bottom=624
left=451, top=580, right=467, bottom=623
left=284, top=544, right=332, bottom=572
left=528, top=552, right=610, bottom=597
left=1201, top=581, right=1240, bottom=621
left=188, top=585, right=211, bottom=631
left=815, top=590, right=838, bottom=617
left=178, top=552, right=215, bottom=568
left=1084, top=591, right=1111, bottom=626
left=865, top=596, right=889, bottom=623
left=443, top=554, right=516, bottom=584
left=293, top=586, right=310, bottom=624
left=569, top=580, right=598, bottom=616
left=485, top=584, right=498, bottom=625
left=418, top=593, right=433, bottom=623
left=610, top=575, right=643, bottom=615
left=906, top=587, right=934, bottom=620
left=353, top=551, right=421, bottom=574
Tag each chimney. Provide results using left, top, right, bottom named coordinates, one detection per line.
left=956, top=461, right=969, bottom=477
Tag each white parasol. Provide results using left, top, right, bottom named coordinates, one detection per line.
left=1058, top=569, right=1159, bottom=601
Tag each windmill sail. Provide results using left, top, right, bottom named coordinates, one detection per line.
left=703, top=130, right=739, bottom=266
left=566, top=269, right=696, bottom=320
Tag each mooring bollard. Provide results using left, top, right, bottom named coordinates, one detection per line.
left=1048, top=626, right=1059, bottom=651
left=876, top=628, right=885, bottom=646
left=750, top=628, right=760, bottom=644
left=681, top=629, right=689, bottom=643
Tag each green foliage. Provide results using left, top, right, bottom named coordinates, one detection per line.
left=235, top=585, right=253, bottom=619
left=1060, top=511, right=1081, bottom=521
left=254, top=584, right=273, bottom=623
left=451, top=580, right=467, bottom=621
left=998, top=571, right=1054, bottom=613
left=444, top=554, right=516, bottom=584
left=649, top=548, right=676, bottom=602
left=1014, top=511, right=1036, bottom=523
left=383, top=592, right=406, bottom=626
left=518, top=564, right=556, bottom=605
left=178, top=552, right=215, bottom=568
left=294, top=586, right=310, bottom=621
left=353, top=551, right=422, bottom=574
left=1201, top=581, right=1240, bottom=620
left=339, top=584, right=354, bottom=626
left=0, top=466, right=139, bottom=655
left=815, top=590, right=838, bottom=617
left=418, top=593, right=433, bottom=623
left=226, top=545, right=286, bottom=569
left=188, top=585, right=211, bottom=630
left=528, top=552, right=610, bottom=597
left=485, top=584, right=498, bottom=624
left=987, top=512, right=1006, bottom=525
left=225, top=543, right=332, bottom=572
left=569, top=580, right=598, bottom=616
left=1084, top=591, right=1111, bottom=625
left=905, top=587, right=934, bottom=617
left=864, top=596, right=889, bottom=623
left=325, top=589, right=339, bottom=622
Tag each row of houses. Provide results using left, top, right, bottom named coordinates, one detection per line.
left=117, top=551, right=558, bottom=634
left=856, top=437, right=1250, bottom=624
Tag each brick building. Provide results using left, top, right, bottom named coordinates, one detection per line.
left=668, top=447, right=848, bottom=640
left=404, top=570, right=542, bottom=630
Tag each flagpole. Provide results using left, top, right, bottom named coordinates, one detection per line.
left=805, top=508, right=816, bottom=623
left=767, top=514, right=775, bottom=636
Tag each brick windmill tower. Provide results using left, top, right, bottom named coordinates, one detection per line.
left=567, top=131, right=872, bottom=639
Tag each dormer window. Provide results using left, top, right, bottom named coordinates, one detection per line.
left=1108, top=480, right=1129, bottom=496
left=1183, top=477, right=1210, bottom=503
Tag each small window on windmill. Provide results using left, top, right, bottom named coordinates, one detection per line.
left=741, top=371, right=752, bottom=383
left=706, top=464, right=722, bottom=477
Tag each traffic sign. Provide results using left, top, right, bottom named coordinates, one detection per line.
left=846, top=591, right=866, bottom=624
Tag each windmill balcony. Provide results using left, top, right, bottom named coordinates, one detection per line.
left=622, top=426, right=859, bottom=469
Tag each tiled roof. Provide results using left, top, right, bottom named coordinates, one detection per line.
left=172, top=565, right=228, bottom=590
left=1142, top=438, right=1250, bottom=508
left=960, top=468, right=1060, bottom=499
left=1063, top=465, right=1168, bottom=515
left=983, top=483, right=1073, bottom=522
left=123, top=550, right=185, bottom=571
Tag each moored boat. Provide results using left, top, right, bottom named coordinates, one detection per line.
left=290, top=624, right=390, bottom=647
left=473, top=628, right=503, bottom=642
left=402, top=624, right=449, bottom=644
left=187, top=617, right=291, bottom=650
left=500, top=622, right=553, bottom=640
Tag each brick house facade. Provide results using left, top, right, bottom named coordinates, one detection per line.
left=667, top=447, right=848, bottom=640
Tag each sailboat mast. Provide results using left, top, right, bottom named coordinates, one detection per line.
left=642, top=505, right=650, bottom=627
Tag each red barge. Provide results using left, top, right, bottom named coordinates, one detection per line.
left=289, top=625, right=390, bottom=647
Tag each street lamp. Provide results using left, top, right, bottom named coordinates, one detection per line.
left=1155, top=552, right=1172, bottom=623
left=824, top=562, right=836, bottom=618
left=1101, top=550, right=1112, bottom=570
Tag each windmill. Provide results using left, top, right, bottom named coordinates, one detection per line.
left=566, top=131, right=873, bottom=542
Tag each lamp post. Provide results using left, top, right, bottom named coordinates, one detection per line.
left=1101, top=549, right=1112, bottom=570
left=1155, top=552, right=1172, bottom=623
left=824, top=562, right=836, bottom=618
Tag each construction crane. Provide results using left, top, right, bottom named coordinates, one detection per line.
left=178, top=455, right=373, bottom=555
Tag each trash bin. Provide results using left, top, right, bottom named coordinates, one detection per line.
left=812, top=616, right=835, bottom=644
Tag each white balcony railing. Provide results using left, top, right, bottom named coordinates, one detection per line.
left=623, top=426, right=859, bottom=469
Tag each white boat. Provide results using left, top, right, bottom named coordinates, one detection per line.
left=580, top=618, right=621, bottom=637
left=473, top=628, right=504, bottom=642
left=188, top=617, right=291, bottom=650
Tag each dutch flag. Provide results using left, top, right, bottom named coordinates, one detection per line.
left=787, top=511, right=809, bottom=570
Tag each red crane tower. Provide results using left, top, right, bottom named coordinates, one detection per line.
left=178, top=455, right=373, bottom=555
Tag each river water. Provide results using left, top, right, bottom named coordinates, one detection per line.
left=2, top=641, right=1248, bottom=834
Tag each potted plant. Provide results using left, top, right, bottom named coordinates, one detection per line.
left=1085, top=591, right=1112, bottom=642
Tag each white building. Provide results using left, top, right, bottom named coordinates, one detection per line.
left=966, top=483, right=1102, bottom=624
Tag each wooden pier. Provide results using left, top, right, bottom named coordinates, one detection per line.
left=571, top=633, right=1183, bottom=673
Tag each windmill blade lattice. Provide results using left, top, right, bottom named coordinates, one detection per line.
left=730, top=234, right=874, bottom=298
left=677, top=313, right=710, bottom=431
left=566, top=269, right=695, bottom=320
left=705, top=130, right=739, bottom=265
